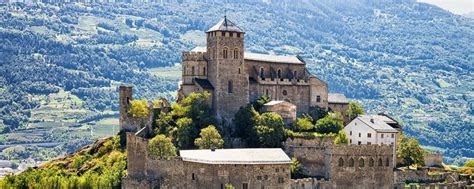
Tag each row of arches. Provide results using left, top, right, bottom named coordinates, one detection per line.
left=338, top=157, right=390, bottom=168
left=184, top=65, right=206, bottom=76
left=259, top=68, right=298, bottom=79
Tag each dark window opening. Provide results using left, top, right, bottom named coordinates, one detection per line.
left=223, top=48, right=228, bottom=59
left=378, top=158, right=383, bottom=166
left=238, top=68, right=241, bottom=74
left=349, top=158, right=354, bottom=167
left=359, top=158, right=365, bottom=167
left=386, top=158, right=390, bottom=167
left=234, top=48, right=239, bottom=59
left=282, top=90, right=287, bottom=96
left=243, top=183, right=249, bottom=189
left=203, top=67, right=206, bottom=75
left=260, top=68, right=264, bottom=79
left=293, top=70, right=297, bottom=78
left=277, top=69, right=281, bottom=78
left=228, top=80, right=233, bottom=93
left=369, top=158, right=374, bottom=167
left=338, top=158, right=344, bottom=167
left=316, top=95, right=321, bottom=102
left=192, top=66, right=195, bottom=75
left=192, top=173, right=195, bottom=180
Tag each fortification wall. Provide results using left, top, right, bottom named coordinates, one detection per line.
left=394, top=168, right=459, bottom=183
left=325, top=144, right=394, bottom=189
left=290, top=178, right=333, bottom=189
left=119, top=86, right=154, bottom=134
left=393, top=181, right=469, bottom=189
left=423, top=153, right=443, bottom=167
left=283, top=137, right=335, bottom=177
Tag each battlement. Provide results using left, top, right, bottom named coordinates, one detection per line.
left=182, top=51, right=207, bottom=61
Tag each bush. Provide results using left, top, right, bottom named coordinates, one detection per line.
left=194, top=125, right=224, bottom=149
left=315, top=113, right=344, bottom=134
left=128, top=100, right=149, bottom=118
left=147, top=134, right=177, bottom=159
left=293, top=114, right=314, bottom=131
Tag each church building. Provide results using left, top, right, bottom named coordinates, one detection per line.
left=179, top=17, right=329, bottom=122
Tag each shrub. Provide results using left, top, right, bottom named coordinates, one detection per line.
left=128, top=100, right=149, bottom=118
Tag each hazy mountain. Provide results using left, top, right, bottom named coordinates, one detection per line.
left=464, top=11, right=474, bottom=19
left=0, top=0, right=472, bottom=165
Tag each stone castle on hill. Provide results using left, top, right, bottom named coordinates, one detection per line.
left=120, top=17, right=469, bottom=189
left=178, top=16, right=335, bottom=123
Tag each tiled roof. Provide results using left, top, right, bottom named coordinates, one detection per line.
left=180, top=148, right=291, bottom=165
left=190, top=46, right=304, bottom=64
left=328, top=93, right=349, bottom=104
left=356, top=115, right=398, bottom=133
left=194, top=78, right=214, bottom=90
left=207, top=17, right=244, bottom=33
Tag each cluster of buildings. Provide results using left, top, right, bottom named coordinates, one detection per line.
left=119, top=17, right=468, bottom=189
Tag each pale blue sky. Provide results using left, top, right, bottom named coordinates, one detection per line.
left=418, top=0, right=474, bottom=14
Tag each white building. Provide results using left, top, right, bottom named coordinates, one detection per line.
left=344, top=115, right=399, bottom=146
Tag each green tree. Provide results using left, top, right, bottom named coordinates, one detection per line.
left=128, top=99, right=149, bottom=118
left=195, top=125, right=224, bottom=149
left=233, top=105, right=260, bottom=147
left=293, top=114, right=314, bottom=131
left=346, top=101, right=364, bottom=121
left=252, top=95, right=270, bottom=112
left=464, top=160, right=474, bottom=167
left=175, top=117, right=194, bottom=149
left=396, top=135, right=425, bottom=167
left=254, top=112, right=286, bottom=148
left=315, top=113, right=344, bottom=134
left=148, top=134, right=177, bottom=159
left=334, top=130, right=349, bottom=144
left=308, top=106, right=328, bottom=122
left=290, top=157, right=302, bottom=178
left=154, top=112, right=174, bottom=136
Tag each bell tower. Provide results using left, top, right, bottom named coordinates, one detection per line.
left=206, top=16, right=249, bottom=123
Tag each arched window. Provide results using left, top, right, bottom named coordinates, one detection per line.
left=277, top=69, right=281, bottom=78
left=260, top=68, right=264, bottom=79
left=223, top=47, right=228, bottom=59
left=265, top=89, right=269, bottom=96
left=238, top=68, right=241, bottom=74
left=192, top=66, right=195, bottom=75
left=234, top=48, right=239, bottom=59
left=359, top=158, right=365, bottom=167
left=385, top=158, right=390, bottom=167
left=369, top=158, right=374, bottom=167
left=228, top=80, right=233, bottom=93
left=203, top=67, right=206, bottom=75
left=378, top=158, right=383, bottom=166
left=338, top=158, right=344, bottom=167
left=349, top=158, right=354, bottom=167
left=293, top=70, right=297, bottom=78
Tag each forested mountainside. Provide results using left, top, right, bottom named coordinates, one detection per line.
left=0, top=0, right=472, bottom=164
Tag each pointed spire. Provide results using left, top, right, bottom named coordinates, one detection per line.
left=206, top=16, right=244, bottom=33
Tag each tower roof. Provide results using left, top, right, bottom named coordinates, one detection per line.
left=207, top=16, right=244, bottom=33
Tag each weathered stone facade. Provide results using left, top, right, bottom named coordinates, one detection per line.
left=179, top=17, right=330, bottom=123
left=263, top=101, right=297, bottom=125
left=423, top=153, right=443, bottom=167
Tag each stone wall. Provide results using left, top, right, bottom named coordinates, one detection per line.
left=325, top=144, right=394, bottom=189
left=393, top=181, right=469, bottom=189
left=423, top=153, right=443, bottom=167
left=119, top=86, right=154, bottom=134
left=290, top=178, right=333, bottom=189
left=394, top=168, right=459, bottom=183
left=283, top=136, right=335, bottom=177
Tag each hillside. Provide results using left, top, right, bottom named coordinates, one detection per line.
left=0, top=136, right=126, bottom=188
left=0, top=1, right=472, bottom=165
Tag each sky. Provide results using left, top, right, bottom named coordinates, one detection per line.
left=417, top=0, right=474, bottom=15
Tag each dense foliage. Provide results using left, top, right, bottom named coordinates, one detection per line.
left=334, top=130, right=349, bottom=145
left=129, top=99, right=149, bottom=118
left=148, top=134, right=177, bottom=159
left=346, top=101, right=365, bottom=121
left=194, top=125, right=224, bottom=149
left=397, top=135, right=425, bottom=167
left=0, top=136, right=126, bottom=188
left=315, top=113, right=344, bottom=134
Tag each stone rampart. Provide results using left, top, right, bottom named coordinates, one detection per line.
left=283, top=136, right=335, bottom=177
left=423, top=153, right=443, bottom=167
left=290, top=178, right=333, bottom=189
left=394, top=168, right=459, bottom=183
left=393, top=181, right=469, bottom=189
left=182, top=51, right=207, bottom=61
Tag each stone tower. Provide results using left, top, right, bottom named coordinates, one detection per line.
left=119, top=86, right=134, bottom=132
left=206, top=17, right=249, bottom=123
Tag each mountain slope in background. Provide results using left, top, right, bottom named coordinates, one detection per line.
left=0, top=0, right=472, bottom=165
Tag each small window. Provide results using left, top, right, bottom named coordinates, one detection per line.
left=317, top=95, right=321, bottom=102
left=192, top=173, right=195, bottom=180
left=381, top=134, right=384, bottom=138
left=386, top=158, right=390, bottom=167
left=257, top=176, right=262, bottom=180
left=228, top=80, right=233, bottom=93
left=234, top=48, right=239, bottom=59
left=350, top=131, right=352, bottom=136
left=367, top=133, right=372, bottom=138
left=265, top=89, right=269, bottom=96
left=221, top=183, right=224, bottom=189
left=367, top=142, right=371, bottom=145
left=359, top=133, right=361, bottom=137
left=349, top=158, right=354, bottom=167
left=223, top=48, right=228, bottom=59
left=277, top=69, right=281, bottom=78
left=260, top=166, right=264, bottom=170
left=238, top=68, right=241, bottom=74
left=278, top=177, right=284, bottom=183
left=359, top=158, right=365, bottom=167
left=293, top=70, right=297, bottom=78
left=192, top=66, right=195, bottom=75
left=369, top=158, right=374, bottom=167
left=203, top=67, right=206, bottom=75
left=378, top=158, right=383, bottom=166
left=237, top=33, right=241, bottom=38
left=260, top=68, right=264, bottom=78
left=282, top=90, right=287, bottom=96
left=338, top=157, right=344, bottom=167
left=358, top=141, right=361, bottom=145
left=391, top=134, right=395, bottom=138
left=350, top=139, right=352, bottom=143
left=276, top=168, right=279, bottom=172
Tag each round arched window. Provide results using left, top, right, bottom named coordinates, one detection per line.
left=282, top=90, right=288, bottom=96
